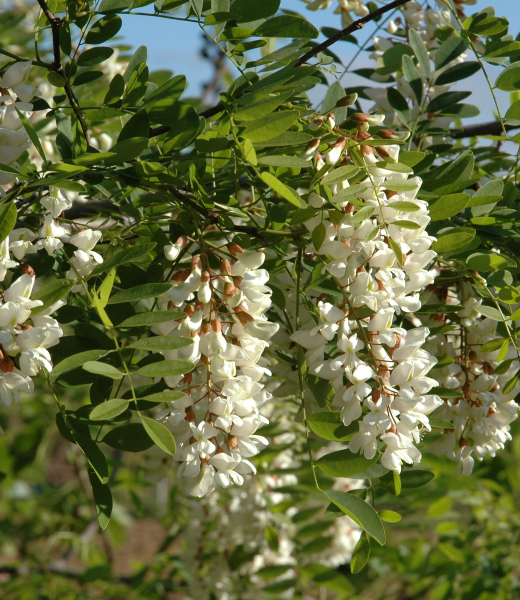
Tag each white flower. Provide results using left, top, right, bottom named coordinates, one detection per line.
left=41, top=188, right=72, bottom=218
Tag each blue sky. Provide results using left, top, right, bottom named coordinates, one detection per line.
left=119, top=1, right=520, bottom=124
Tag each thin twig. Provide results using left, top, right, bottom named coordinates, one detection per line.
left=452, top=121, right=520, bottom=139
left=36, top=0, right=91, bottom=145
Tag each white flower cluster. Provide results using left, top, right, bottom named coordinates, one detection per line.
left=422, top=288, right=520, bottom=475
left=291, top=123, right=442, bottom=474
left=0, top=61, right=40, bottom=190
left=154, top=241, right=279, bottom=497
left=0, top=269, right=62, bottom=409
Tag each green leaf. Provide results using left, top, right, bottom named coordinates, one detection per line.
left=316, top=449, right=379, bottom=478
left=430, top=387, right=463, bottom=399
left=384, top=179, right=419, bottom=192
left=107, top=283, right=171, bottom=304
left=409, top=28, right=430, bottom=79
left=118, top=109, right=150, bottom=142
left=257, top=155, right=310, bottom=168
left=231, top=0, right=280, bottom=22
left=99, top=0, right=133, bottom=11
left=390, top=220, right=421, bottom=230
left=73, top=71, right=104, bottom=87
left=78, top=46, right=114, bottom=67
left=306, top=411, right=356, bottom=442
left=117, top=310, right=185, bottom=327
left=306, top=373, right=335, bottom=408
left=126, top=336, right=193, bottom=351
left=235, top=91, right=292, bottom=122
left=435, top=36, right=468, bottom=70
left=103, top=137, right=149, bottom=166
left=241, top=110, right=299, bottom=143
left=387, top=87, right=410, bottom=123
left=256, top=564, right=293, bottom=580
left=429, top=193, right=469, bottom=221
left=467, top=252, right=510, bottom=272
left=104, top=73, right=125, bottom=105
left=469, top=14, right=508, bottom=36
left=389, top=238, right=403, bottom=267
left=86, top=15, right=123, bottom=44
left=261, top=172, right=301, bottom=207
left=72, top=152, right=116, bottom=166
left=432, top=229, right=475, bottom=254
left=220, top=27, right=254, bottom=41
left=435, top=61, right=480, bottom=86
left=0, top=163, right=21, bottom=176
left=76, top=432, right=109, bottom=483
left=402, top=54, right=422, bottom=103
left=142, top=74, right=186, bottom=108
left=480, top=338, right=506, bottom=353
left=0, top=202, right=17, bottom=245
left=254, top=15, right=319, bottom=38
left=332, top=184, right=368, bottom=205
left=312, top=223, right=326, bottom=251
left=485, top=40, right=520, bottom=59
left=141, top=416, right=176, bottom=455
left=388, top=200, right=420, bottom=211
left=379, top=510, right=402, bottom=523
left=88, top=469, right=113, bottom=531
left=426, top=91, right=471, bottom=113
left=503, top=374, right=518, bottom=395
left=162, top=104, right=200, bottom=151
left=255, top=131, right=312, bottom=147
left=291, top=207, right=316, bottom=224
left=90, top=242, right=156, bottom=276
left=429, top=417, right=455, bottom=429
left=97, top=269, right=116, bottom=309
left=324, top=490, right=386, bottom=545
left=102, top=423, right=155, bottom=452
left=15, top=107, right=46, bottom=162
left=30, top=279, right=74, bottom=316
left=83, top=361, right=124, bottom=380
left=400, top=470, right=435, bottom=488
left=351, top=531, right=370, bottom=574
left=351, top=206, right=375, bottom=223
left=322, top=165, right=360, bottom=185
left=495, top=61, right=520, bottom=91
left=52, top=349, right=112, bottom=378
left=241, top=138, right=257, bottom=165
left=137, top=359, right=194, bottom=378
left=438, top=542, right=465, bottom=564
left=90, top=399, right=129, bottom=421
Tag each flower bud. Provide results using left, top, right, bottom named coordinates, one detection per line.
left=325, top=113, right=335, bottom=129
left=228, top=242, right=243, bottom=257
left=227, top=435, right=239, bottom=450
left=378, top=129, right=396, bottom=139
left=325, top=138, right=346, bottom=165
left=185, top=407, right=196, bottom=421
left=234, top=304, right=254, bottom=325
left=211, top=319, right=221, bottom=332
left=335, top=93, right=358, bottom=107
left=21, top=264, right=36, bottom=277
left=220, top=258, right=232, bottom=276
left=191, top=256, right=201, bottom=272
left=0, top=356, right=14, bottom=373
left=308, top=116, right=323, bottom=131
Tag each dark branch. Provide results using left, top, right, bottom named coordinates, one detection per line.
left=452, top=121, right=520, bottom=139
left=149, top=0, right=414, bottom=137
left=294, top=0, right=413, bottom=67
left=36, top=0, right=91, bottom=146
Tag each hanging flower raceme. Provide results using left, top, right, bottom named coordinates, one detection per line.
left=290, top=116, right=442, bottom=474
left=151, top=241, right=279, bottom=496
left=420, top=282, right=520, bottom=475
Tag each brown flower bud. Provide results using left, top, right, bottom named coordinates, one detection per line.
left=212, top=319, right=221, bottom=332
left=376, top=146, right=391, bottom=159
left=220, top=259, right=232, bottom=276
left=194, top=300, right=204, bottom=312
left=372, top=389, right=381, bottom=402
left=228, top=242, right=243, bottom=256
left=21, top=264, right=36, bottom=277
left=201, top=270, right=210, bottom=283
left=191, top=256, right=201, bottom=272
left=182, top=372, right=193, bottom=385
left=234, top=304, right=254, bottom=325
left=353, top=112, right=371, bottom=123
left=1, top=357, right=16, bottom=373
left=378, top=129, right=396, bottom=139
left=227, top=435, right=239, bottom=450
left=233, top=276, right=243, bottom=288
left=184, top=304, right=195, bottom=317
left=224, top=282, right=237, bottom=297
left=185, top=407, right=196, bottom=422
